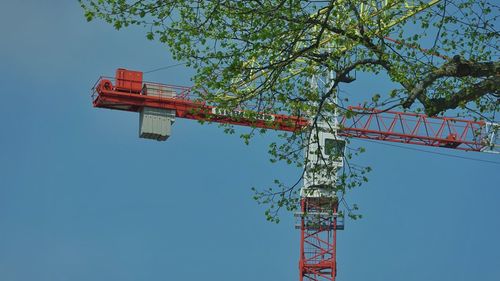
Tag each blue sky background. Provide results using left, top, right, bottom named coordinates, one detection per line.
left=0, top=1, right=499, bottom=281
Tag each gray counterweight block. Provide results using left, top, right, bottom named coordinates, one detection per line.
left=139, top=107, right=175, bottom=141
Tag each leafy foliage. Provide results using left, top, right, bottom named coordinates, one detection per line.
left=80, top=0, right=499, bottom=222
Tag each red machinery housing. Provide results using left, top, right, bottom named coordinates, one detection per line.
left=115, top=68, right=143, bottom=93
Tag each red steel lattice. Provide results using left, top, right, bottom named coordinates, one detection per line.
left=339, top=106, right=488, bottom=152
left=299, top=198, right=340, bottom=281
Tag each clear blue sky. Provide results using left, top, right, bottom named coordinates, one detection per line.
left=0, top=1, right=499, bottom=281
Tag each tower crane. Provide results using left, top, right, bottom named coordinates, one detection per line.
left=85, top=2, right=498, bottom=281
left=90, top=69, right=498, bottom=281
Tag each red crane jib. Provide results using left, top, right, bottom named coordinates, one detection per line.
left=92, top=71, right=488, bottom=152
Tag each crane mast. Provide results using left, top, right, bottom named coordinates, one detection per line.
left=298, top=70, right=345, bottom=281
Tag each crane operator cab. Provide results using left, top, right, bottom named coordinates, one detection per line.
left=301, top=121, right=345, bottom=199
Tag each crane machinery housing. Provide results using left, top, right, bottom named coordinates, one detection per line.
left=91, top=68, right=498, bottom=281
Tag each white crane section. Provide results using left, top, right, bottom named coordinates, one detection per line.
left=483, top=122, right=500, bottom=154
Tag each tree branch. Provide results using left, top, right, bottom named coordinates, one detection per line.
left=423, top=76, right=500, bottom=116
left=403, top=57, right=500, bottom=110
